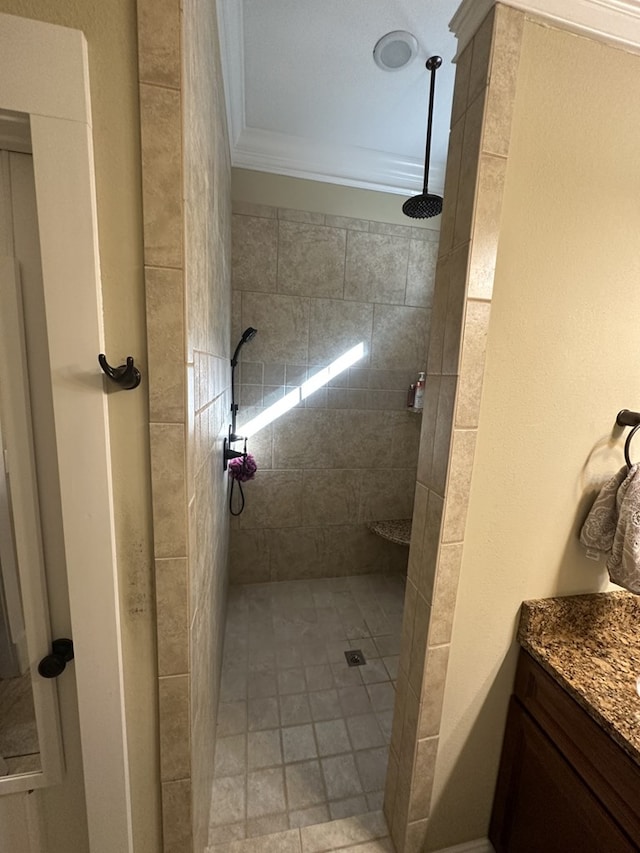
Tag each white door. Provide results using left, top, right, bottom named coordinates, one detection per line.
left=0, top=149, right=90, bottom=852
left=0, top=14, right=134, bottom=853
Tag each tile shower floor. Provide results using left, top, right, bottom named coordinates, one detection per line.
left=0, top=671, right=40, bottom=774
left=209, top=573, right=405, bottom=846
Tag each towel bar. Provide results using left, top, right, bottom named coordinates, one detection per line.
left=616, top=409, right=640, bottom=428
left=616, top=410, right=640, bottom=468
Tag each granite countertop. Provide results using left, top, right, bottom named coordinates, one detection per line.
left=518, top=591, right=640, bottom=765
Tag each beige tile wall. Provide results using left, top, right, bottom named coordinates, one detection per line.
left=138, top=0, right=191, bottom=843
left=138, top=0, right=232, bottom=850
left=183, top=1, right=233, bottom=849
left=383, top=6, right=525, bottom=851
left=230, top=204, right=439, bottom=582
left=139, top=2, right=521, bottom=849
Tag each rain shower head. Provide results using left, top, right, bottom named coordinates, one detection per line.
left=403, top=55, right=443, bottom=220
left=403, top=193, right=443, bottom=219
left=231, top=327, right=258, bottom=367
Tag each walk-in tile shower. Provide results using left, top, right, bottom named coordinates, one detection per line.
left=208, top=200, right=438, bottom=845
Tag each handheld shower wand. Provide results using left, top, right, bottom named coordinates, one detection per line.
left=230, top=327, right=257, bottom=440
left=231, top=326, right=258, bottom=367
left=224, top=327, right=258, bottom=470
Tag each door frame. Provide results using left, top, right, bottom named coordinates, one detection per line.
left=0, top=13, right=133, bottom=853
left=0, top=256, right=65, bottom=794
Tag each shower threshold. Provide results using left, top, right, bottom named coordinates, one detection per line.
left=205, top=809, right=391, bottom=853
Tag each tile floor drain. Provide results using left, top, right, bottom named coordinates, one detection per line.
left=344, top=649, right=367, bottom=667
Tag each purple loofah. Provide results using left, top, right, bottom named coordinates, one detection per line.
left=228, top=453, right=257, bottom=482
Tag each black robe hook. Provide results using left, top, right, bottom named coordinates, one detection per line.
left=98, top=354, right=141, bottom=390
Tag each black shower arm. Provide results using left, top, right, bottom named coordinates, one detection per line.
left=422, top=57, right=440, bottom=195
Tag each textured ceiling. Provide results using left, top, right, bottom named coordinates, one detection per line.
left=217, top=0, right=460, bottom=195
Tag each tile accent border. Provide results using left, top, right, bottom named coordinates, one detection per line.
left=138, top=1, right=233, bottom=851
left=139, top=0, right=234, bottom=849
left=383, top=6, right=526, bottom=851
left=137, top=1, right=192, bottom=850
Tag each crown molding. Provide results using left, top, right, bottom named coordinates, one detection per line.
left=216, top=0, right=442, bottom=196
left=450, top=0, right=640, bottom=55
left=232, top=126, right=444, bottom=196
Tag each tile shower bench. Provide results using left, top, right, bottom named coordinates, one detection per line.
left=367, top=519, right=411, bottom=547
left=490, top=591, right=640, bottom=852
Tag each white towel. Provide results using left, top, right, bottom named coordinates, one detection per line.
left=580, top=464, right=640, bottom=594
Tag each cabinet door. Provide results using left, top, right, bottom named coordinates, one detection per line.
left=490, top=698, right=637, bottom=853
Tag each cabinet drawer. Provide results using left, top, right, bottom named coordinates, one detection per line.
left=514, top=650, right=640, bottom=844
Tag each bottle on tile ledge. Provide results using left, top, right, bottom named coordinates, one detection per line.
left=407, top=383, right=416, bottom=409
left=412, top=371, right=425, bottom=412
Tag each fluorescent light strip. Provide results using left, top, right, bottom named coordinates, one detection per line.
left=241, top=342, right=365, bottom=438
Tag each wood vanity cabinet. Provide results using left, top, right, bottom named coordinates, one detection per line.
left=489, top=650, right=640, bottom=852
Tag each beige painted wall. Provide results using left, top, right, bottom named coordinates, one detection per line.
left=427, top=21, right=640, bottom=848
left=0, top=2, right=158, bottom=851
left=232, top=168, right=440, bottom=232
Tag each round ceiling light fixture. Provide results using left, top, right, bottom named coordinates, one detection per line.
left=373, top=30, right=419, bottom=72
